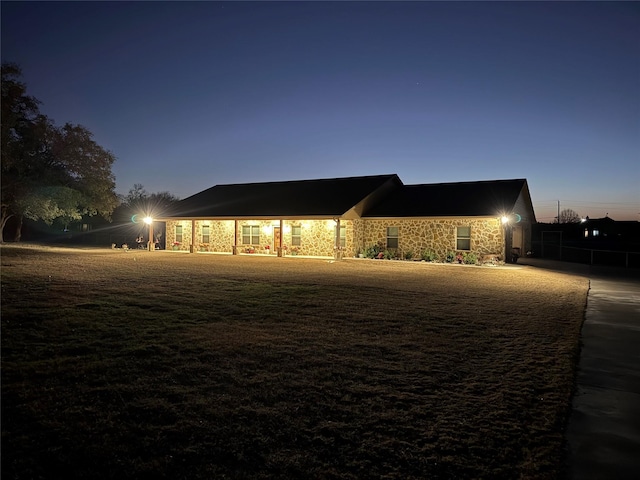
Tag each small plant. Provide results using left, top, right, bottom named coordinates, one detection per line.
left=383, top=249, right=395, bottom=260
left=463, top=252, right=478, bottom=265
left=365, top=242, right=384, bottom=259
left=421, top=250, right=438, bottom=262
left=404, top=249, right=414, bottom=260
left=446, top=251, right=456, bottom=263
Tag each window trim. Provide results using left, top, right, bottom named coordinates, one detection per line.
left=242, top=225, right=260, bottom=245
left=386, top=226, right=399, bottom=249
left=456, top=226, right=471, bottom=251
left=291, top=225, right=301, bottom=246
left=201, top=224, right=210, bottom=244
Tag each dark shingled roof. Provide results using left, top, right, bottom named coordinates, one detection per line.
left=363, top=179, right=529, bottom=217
left=166, top=174, right=401, bottom=218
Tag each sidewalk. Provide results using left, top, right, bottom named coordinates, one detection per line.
left=519, top=258, right=640, bottom=479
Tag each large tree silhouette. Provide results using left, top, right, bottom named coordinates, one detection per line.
left=1, top=63, right=118, bottom=241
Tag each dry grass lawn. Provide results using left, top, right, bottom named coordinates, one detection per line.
left=1, top=244, right=589, bottom=479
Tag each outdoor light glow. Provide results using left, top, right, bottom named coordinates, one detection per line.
left=283, top=224, right=291, bottom=234
left=501, top=216, right=509, bottom=224
left=262, top=225, right=273, bottom=234
left=143, top=216, right=153, bottom=225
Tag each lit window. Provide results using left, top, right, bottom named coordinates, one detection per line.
left=334, top=225, right=346, bottom=248
left=386, top=226, right=399, bottom=249
left=242, top=225, right=260, bottom=244
left=456, top=226, right=471, bottom=250
left=175, top=225, right=183, bottom=243
left=584, top=229, right=589, bottom=238
left=592, top=229, right=599, bottom=237
left=202, top=224, right=210, bottom=243
left=291, top=225, right=301, bottom=246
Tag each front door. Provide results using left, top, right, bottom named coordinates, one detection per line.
left=273, top=227, right=281, bottom=255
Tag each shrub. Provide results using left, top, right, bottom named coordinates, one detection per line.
left=421, top=250, right=438, bottom=262
left=404, top=249, right=414, bottom=260
left=365, top=245, right=379, bottom=258
left=463, top=252, right=478, bottom=265
left=384, top=249, right=396, bottom=260
left=365, top=241, right=387, bottom=259
left=446, top=251, right=456, bottom=263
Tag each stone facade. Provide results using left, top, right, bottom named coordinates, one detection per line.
left=164, top=217, right=505, bottom=259
left=164, top=219, right=355, bottom=257
left=360, top=217, right=504, bottom=260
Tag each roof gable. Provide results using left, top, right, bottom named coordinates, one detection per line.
left=167, top=174, right=401, bottom=218
left=363, top=179, right=532, bottom=218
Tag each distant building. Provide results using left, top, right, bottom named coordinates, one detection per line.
left=532, top=216, right=640, bottom=266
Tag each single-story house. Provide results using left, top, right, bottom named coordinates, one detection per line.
left=153, top=174, right=535, bottom=262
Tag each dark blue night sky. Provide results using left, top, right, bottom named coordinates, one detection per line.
left=2, top=1, right=638, bottom=221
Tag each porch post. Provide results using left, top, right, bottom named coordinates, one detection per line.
left=278, top=219, right=284, bottom=257
left=334, top=217, right=342, bottom=260
left=147, top=222, right=154, bottom=251
left=503, top=222, right=512, bottom=263
left=233, top=219, right=238, bottom=255
left=190, top=220, right=196, bottom=253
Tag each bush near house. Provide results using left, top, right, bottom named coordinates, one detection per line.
left=1, top=245, right=588, bottom=480
left=421, top=249, right=438, bottom=262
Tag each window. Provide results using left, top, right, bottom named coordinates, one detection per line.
left=386, top=226, right=399, bottom=249
left=291, top=225, right=301, bottom=246
left=334, top=225, right=346, bottom=248
left=175, top=224, right=183, bottom=243
left=456, top=226, right=471, bottom=250
left=592, top=229, right=600, bottom=237
left=202, top=224, right=210, bottom=243
left=242, top=225, right=260, bottom=244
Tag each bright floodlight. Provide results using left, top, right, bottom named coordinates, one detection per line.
left=501, top=216, right=509, bottom=224
left=143, top=216, right=153, bottom=225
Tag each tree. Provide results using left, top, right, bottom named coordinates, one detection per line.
left=116, top=184, right=179, bottom=222
left=1, top=63, right=118, bottom=241
left=558, top=208, right=581, bottom=224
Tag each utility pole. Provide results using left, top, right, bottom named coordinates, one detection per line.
left=557, top=200, right=560, bottom=224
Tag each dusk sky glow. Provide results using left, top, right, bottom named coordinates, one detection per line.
left=2, top=1, right=639, bottom=222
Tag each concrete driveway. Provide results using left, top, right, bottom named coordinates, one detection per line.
left=520, top=258, right=640, bottom=479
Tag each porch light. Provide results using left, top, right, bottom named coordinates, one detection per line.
left=262, top=225, right=273, bottom=235
left=143, top=216, right=153, bottom=225
left=283, top=224, right=291, bottom=234
left=501, top=216, right=509, bottom=224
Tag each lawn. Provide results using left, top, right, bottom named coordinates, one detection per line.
left=1, top=245, right=589, bottom=479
